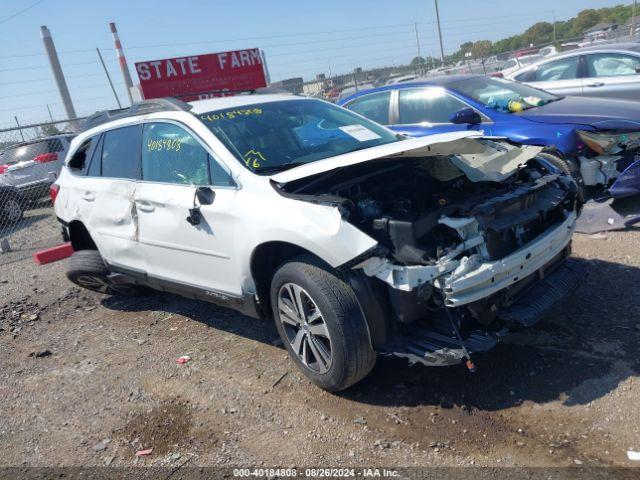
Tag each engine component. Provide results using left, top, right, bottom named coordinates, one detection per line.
left=579, top=155, right=620, bottom=186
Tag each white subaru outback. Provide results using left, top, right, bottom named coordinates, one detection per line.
left=53, top=94, right=581, bottom=391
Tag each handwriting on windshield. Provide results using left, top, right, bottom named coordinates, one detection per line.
left=200, top=108, right=263, bottom=122
left=244, top=150, right=266, bottom=169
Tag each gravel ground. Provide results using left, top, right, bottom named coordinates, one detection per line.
left=0, top=228, right=639, bottom=472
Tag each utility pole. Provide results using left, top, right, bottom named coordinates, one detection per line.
left=632, top=0, right=637, bottom=39
left=40, top=26, right=76, bottom=120
left=414, top=23, right=423, bottom=74
left=109, top=22, right=134, bottom=104
left=552, top=10, right=557, bottom=43
left=96, top=48, right=122, bottom=109
left=434, top=0, right=445, bottom=65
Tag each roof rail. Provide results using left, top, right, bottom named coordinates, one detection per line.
left=83, top=97, right=192, bottom=131
left=172, top=87, right=294, bottom=99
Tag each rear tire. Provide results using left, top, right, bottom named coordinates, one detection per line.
left=66, top=250, right=148, bottom=296
left=539, top=152, right=586, bottom=203
left=270, top=255, right=376, bottom=391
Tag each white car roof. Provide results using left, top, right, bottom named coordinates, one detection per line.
left=188, top=94, right=301, bottom=113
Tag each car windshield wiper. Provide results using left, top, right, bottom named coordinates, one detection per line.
left=254, top=161, right=310, bottom=174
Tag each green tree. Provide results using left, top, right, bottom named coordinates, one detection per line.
left=40, top=123, right=61, bottom=137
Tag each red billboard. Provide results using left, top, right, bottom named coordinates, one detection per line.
left=134, top=48, right=268, bottom=101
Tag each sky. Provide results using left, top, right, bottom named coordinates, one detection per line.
left=0, top=0, right=630, bottom=127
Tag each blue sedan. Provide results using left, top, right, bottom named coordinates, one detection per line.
left=338, top=75, right=640, bottom=200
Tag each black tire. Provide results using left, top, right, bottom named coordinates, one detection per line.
left=270, top=255, right=376, bottom=391
left=539, top=152, right=586, bottom=203
left=66, top=250, right=148, bottom=296
left=0, top=194, right=24, bottom=224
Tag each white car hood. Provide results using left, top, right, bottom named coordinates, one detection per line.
left=270, top=131, right=482, bottom=184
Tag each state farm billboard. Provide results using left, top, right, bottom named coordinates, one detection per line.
left=134, top=48, right=268, bottom=100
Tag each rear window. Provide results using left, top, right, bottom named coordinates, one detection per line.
left=0, top=138, right=65, bottom=166
left=100, top=125, right=141, bottom=180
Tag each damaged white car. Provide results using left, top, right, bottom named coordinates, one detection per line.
left=53, top=95, right=581, bottom=391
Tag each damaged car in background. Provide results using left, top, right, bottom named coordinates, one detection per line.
left=53, top=95, right=581, bottom=391
left=340, top=75, right=640, bottom=205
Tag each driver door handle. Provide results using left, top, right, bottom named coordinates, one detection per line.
left=137, top=201, right=155, bottom=213
left=586, top=82, right=605, bottom=87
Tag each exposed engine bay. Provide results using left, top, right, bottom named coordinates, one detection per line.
left=280, top=138, right=578, bottom=327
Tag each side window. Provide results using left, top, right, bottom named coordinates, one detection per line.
left=101, top=125, right=141, bottom=180
left=586, top=53, right=640, bottom=77
left=86, top=134, right=103, bottom=177
left=398, top=88, right=469, bottom=124
left=67, top=136, right=96, bottom=172
left=345, top=92, right=391, bottom=125
left=142, top=122, right=210, bottom=185
left=531, top=56, right=580, bottom=82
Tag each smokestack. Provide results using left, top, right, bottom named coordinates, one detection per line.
left=109, top=22, right=134, bottom=104
left=40, top=26, right=77, bottom=120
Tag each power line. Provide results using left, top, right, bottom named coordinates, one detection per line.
left=0, top=0, right=46, bottom=25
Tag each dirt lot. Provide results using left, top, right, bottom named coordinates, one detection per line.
left=1, top=228, right=639, bottom=471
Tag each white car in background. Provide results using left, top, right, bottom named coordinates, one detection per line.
left=505, top=43, right=640, bottom=100
left=53, top=95, right=580, bottom=391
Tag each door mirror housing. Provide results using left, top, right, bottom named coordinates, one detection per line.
left=196, top=186, right=215, bottom=205
left=450, top=107, right=482, bottom=125
left=635, top=64, right=640, bottom=73
left=187, top=187, right=215, bottom=226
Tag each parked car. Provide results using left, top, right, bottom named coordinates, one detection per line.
left=494, top=54, right=543, bottom=78
left=505, top=43, right=640, bottom=100
left=0, top=134, right=75, bottom=203
left=339, top=75, right=640, bottom=200
left=54, top=96, right=580, bottom=391
left=0, top=185, right=26, bottom=225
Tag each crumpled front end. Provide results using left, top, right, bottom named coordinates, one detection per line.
left=278, top=137, right=581, bottom=368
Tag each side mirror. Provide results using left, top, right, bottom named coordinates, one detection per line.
left=195, top=186, right=215, bottom=205
left=187, top=187, right=215, bottom=226
left=635, top=65, right=640, bottom=74
left=450, top=107, right=482, bottom=125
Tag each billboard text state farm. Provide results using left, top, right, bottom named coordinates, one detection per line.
left=135, top=48, right=267, bottom=100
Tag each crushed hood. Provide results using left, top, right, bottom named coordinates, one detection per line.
left=518, top=96, right=640, bottom=130
left=270, top=131, right=542, bottom=184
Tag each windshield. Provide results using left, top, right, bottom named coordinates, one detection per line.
left=449, top=77, right=559, bottom=113
left=197, top=98, right=399, bottom=174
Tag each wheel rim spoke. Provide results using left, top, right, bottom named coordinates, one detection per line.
left=291, top=329, right=305, bottom=356
left=277, top=282, right=333, bottom=374
left=308, top=322, right=329, bottom=338
left=308, top=336, right=331, bottom=372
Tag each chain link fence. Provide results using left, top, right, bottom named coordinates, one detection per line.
left=0, top=118, right=85, bottom=265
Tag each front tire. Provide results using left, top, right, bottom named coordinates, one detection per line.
left=270, top=255, right=376, bottom=391
left=66, top=250, right=147, bottom=296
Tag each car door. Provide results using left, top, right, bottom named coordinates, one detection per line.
left=516, top=55, right=584, bottom=96
left=582, top=52, right=640, bottom=100
left=135, top=121, right=239, bottom=296
left=391, top=87, right=487, bottom=136
left=75, top=124, right=147, bottom=272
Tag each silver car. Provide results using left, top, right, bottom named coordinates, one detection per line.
left=506, top=43, right=640, bottom=100
left=0, top=134, right=74, bottom=201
